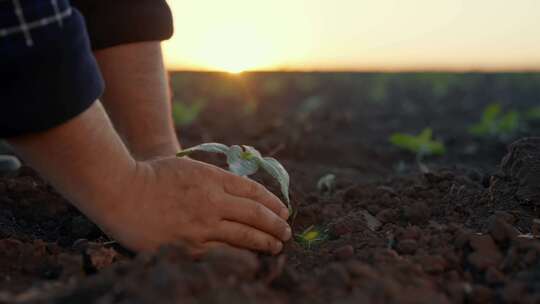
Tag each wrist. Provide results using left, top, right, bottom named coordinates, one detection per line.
left=131, top=139, right=180, bottom=160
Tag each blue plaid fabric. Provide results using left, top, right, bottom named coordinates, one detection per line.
left=0, top=0, right=104, bottom=137
left=0, top=0, right=73, bottom=48
left=0, top=0, right=173, bottom=138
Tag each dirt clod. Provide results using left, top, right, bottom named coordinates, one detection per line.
left=334, top=245, right=355, bottom=260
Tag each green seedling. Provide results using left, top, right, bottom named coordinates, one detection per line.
left=525, top=106, right=540, bottom=120
left=469, top=103, right=520, bottom=138
left=389, top=128, right=445, bottom=157
left=172, top=101, right=204, bottom=126
left=317, top=174, right=336, bottom=195
left=296, top=225, right=328, bottom=249
left=390, top=128, right=445, bottom=173
left=297, top=96, right=325, bottom=121
left=177, top=143, right=292, bottom=215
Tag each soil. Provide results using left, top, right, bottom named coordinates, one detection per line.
left=2, top=72, right=540, bottom=303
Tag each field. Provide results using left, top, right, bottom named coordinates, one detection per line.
left=2, top=72, right=540, bottom=303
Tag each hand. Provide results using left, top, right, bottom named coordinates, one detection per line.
left=8, top=102, right=289, bottom=255
left=95, top=157, right=292, bottom=255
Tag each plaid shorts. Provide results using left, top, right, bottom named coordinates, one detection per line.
left=0, top=0, right=173, bottom=138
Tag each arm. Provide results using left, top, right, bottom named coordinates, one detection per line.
left=71, top=0, right=178, bottom=159
left=95, top=42, right=181, bottom=159
left=7, top=102, right=135, bottom=225
left=7, top=102, right=291, bottom=254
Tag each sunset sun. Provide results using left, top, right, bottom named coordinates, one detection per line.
left=188, top=24, right=278, bottom=73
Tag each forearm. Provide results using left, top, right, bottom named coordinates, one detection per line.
left=95, top=41, right=180, bottom=160
left=6, top=101, right=136, bottom=225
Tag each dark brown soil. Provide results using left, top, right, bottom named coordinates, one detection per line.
left=2, top=72, right=540, bottom=304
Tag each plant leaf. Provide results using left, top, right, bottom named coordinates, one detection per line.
left=418, top=128, right=433, bottom=141
left=176, top=143, right=230, bottom=157
left=526, top=107, right=540, bottom=120
left=498, top=111, right=520, bottom=133
left=259, top=157, right=291, bottom=206
left=317, top=174, right=336, bottom=194
left=172, top=102, right=204, bottom=126
left=242, top=146, right=291, bottom=211
left=226, top=145, right=259, bottom=176
left=242, top=145, right=263, bottom=159
left=482, top=103, right=501, bottom=123
left=390, top=128, right=445, bottom=156
left=176, top=143, right=292, bottom=213
left=390, top=133, right=420, bottom=154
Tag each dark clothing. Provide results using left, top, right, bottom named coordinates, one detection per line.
left=0, top=0, right=173, bottom=138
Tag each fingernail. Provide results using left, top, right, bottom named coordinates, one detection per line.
left=279, top=208, right=289, bottom=220
left=274, top=242, right=283, bottom=254
left=283, top=226, right=292, bottom=241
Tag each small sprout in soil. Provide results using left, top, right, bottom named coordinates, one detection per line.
left=296, top=225, right=328, bottom=249
left=469, top=103, right=520, bottom=138
left=390, top=128, right=445, bottom=157
left=317, top=173, right=336, bottom=195
left=172, top=101, right=205, bottom=127
left=390, top=128, right=445, bottom=173
left=525, top=106, right=540, bottom=121
left=177, top=143, right=292, bottom=215
left=297, top=96, right=325, bottom=121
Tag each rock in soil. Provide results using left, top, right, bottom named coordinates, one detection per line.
left=492, top=137, right=540, bottom=205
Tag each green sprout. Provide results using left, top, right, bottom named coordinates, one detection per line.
left=296, top=225, right=328, bottom=249
left=177, top=143, right=292, bottom=215
left=389, top=128, right=446, bottom=157
left=317, top=174, right=336, bottom=195
left=297, top=96, right=325, bottom=121
left=172, top=101, right=204, bottom=127
left=525, top=106, right=540, bottom=121
left=469, top=103, right=520, bottom=138
left=390, top=128, right=445, bottom=173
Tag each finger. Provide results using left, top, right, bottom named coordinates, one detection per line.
left=222, top=174, right=289, bottom=220
left=218, top=194, right=291, bottom=242
left=211, top=220, right=284, bottom=255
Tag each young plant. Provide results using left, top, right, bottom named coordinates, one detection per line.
left=390, top=128, right=445, bottom=173
left=469, top=103, right=520, bottom=138
left=389, top=128, right=445, bottom=157
left=295, top=225, right=328, bottom=249
left=525, top=106, right=540, bottom=121
left=317, top=173, right=336, bottom=195
left=176, top=143, right=292, bottom=215
left=172, top=101, right=204, bottom=127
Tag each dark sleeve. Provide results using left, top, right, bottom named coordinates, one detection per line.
left=0, top=2, right=104, bottom=138
left=71, top=0, right=174, bottom=50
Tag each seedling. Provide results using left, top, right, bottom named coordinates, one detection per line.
left=297, top=96, right=325, bottom=122
left=296, top=225, right=328, bottom=249
left=469, top=103, right=520, bottom=138
left=525, top=106, right=540, bottom=121
left=389, top=128, right=445, bottom=157
left=317, top=174, right=336, bottom=195
left=176, top=143, right=292, bottom=215
left=172, top=101, right=204, bottom=126
left=390, top=128, right=445, bottom=173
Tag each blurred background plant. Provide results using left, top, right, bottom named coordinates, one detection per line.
left=172, top=99, right=206, bottom=127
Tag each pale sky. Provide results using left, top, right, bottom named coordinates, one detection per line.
left=163, top=0, right=540, bottom=72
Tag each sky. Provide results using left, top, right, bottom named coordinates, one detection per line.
left=162, top=0, right=540, bottom=72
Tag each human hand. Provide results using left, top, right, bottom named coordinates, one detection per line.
left=94, top=157, right=291, bottom=255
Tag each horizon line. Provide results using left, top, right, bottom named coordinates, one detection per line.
left=167, top=68, right=540, bottom=73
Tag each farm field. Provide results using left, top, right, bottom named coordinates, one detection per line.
left=1, top=72, right=540, bottom=303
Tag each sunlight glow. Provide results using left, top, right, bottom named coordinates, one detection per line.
left=193, top=23, right=277, bottom=73
left=163, top=0, right=540, bottom=71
